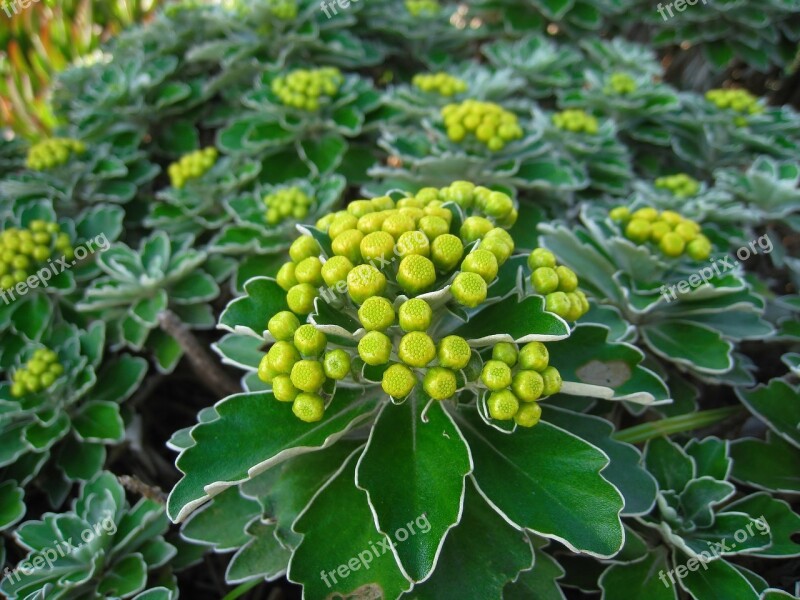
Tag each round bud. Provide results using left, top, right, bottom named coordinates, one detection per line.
left=396, top=231, right=431, bottom=258
left=382, top=363, right=417, bottom=398
left=382, top=213, right=416, bottom=240
left=625, top=219, right=652, bottom=244
left=294, top=324, right=328, bottom=356
left=438, top=335, right=472, bottom=370
left=423, top=367, right=458, bottom=400
left=287, top=283, right=317, bottom=315
left=492, top=342, right=518, bottom=367
left=331, top=229, right=364, bottom=264
left=461, top=249, right=498, bottom=283
left=555, top=266, right=578, bottom=292
left=272, top=374, right=300, bottom=402
left=460, top=216, right=494, bottom=243
left=358, top=213, right=386, bottom=235
left=541, top=366, right=562, bottom=396
left=293, top=393, right=325, bottom=423
left=450, top=272, right=487, bottom=308
left=442, top=181, right=475, bottom=208
left=530, top=267, right=559, bottom=295
left=321, top=255, right=354, bottom=287
left=358, top=331, right=393, bottom=365
left=276, top=262, right=298, bottom=291
left=565, top=292, right=585, bottom=321
left=632, top=207, right=659, bottom=222
left=481, top=360, right=512, bottom=391
left=318, top=349, right=348, bottom=382
left=483, top=191, right=513, bottom=219
left=518, top=342, right=549, bottom=372
left=686, top=236, right=712, bottom=261
left=268, top=310, right=301, bottom=341
left=267, top=341, right=301, bottom=375
left=660, top=210, right=682, bottom=226
left=347, top=265, right=387, bottom=304
left=397, top=255, right=436, bottom=295
left=399, top=298, right=432, bottom=332
left=609, top=207, right=630, bottom=222
left=419, top=216, right=449, bottom=241
left=514, top=402, right=542, bottom=427
left=431, top=234, right=464, bottom=272
left=487, top=390, right=519, bottom=421
left=674, top=221, right=699, bottom=242
left=528, top=248, right=556, bottom=270
left=289, top=236, right=321, bottom=263
left=358, top=296, right=396, bottom=331
left=371, top=196, right=395, bottom=211
left=328, top=213, right=359, bottom=239
left=258, top=353, right=278, bottom=383
left=290, top=359, right=326, bottom=392
left=398, top=332, right=436, bottom=368
left=512, top=370, right=544, bottom=402
left=649, top=221, right=672, bottom=243
left=348, top=200, right=374, bottom=218
left=295, top=256, right=324, bottom=286
left=361, top=231, right=396, bottom=264
left=659, top=232, right=686, bottom=257
left=545, top=291, right=571, bottom=318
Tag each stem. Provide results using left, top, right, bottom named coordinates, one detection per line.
left=158, top=309, right=240, bottom=398
left=613, top=406, right=743, bottom=444
left=222, top=579, right=262, bottom=600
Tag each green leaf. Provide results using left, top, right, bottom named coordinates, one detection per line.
left=147, top=330, right=183, bottom=374
left=299, top=134, right=347, bottom=176
left=644, top=437, right=694, bottom=493
left=55, top=437, right=106, bottom=481
left=72, top=401, right=125, bottom=443
left=737, top=379, right=800, bottom=449
left=355, top=397, right=472, bottom=582
left=288, top=451, right=413, bottom=599
left=213, top=334, right=264, bottom=371
left=170, top=272, right=219, bottom=304
left=181, top=487, right=260, bottom=551
left=679, top=477, right=735, bottom=528
left=641, top=321, right=733, bottom=374
left=543, top=406, right=657, bottom=516
left=731, top=433, right=800, bottom=494
left=674, top=548, right=759, bottom=600
left=503, top=538, right=566, bottom=600
left=685, top=437, right=730, bottom=481
left=11, top=294, right=53, bottom=341
left=0, top=480, right=25, bottom=530
left=219, top=277, right=288, bottom=339
left=455, top=407, right=624, bottom=557
left=226, top=520, right=292, bottom=583
left=452, top=294, right=570, bottom=344
left=599, top=548, right=676, bottom=600
left=97, top=553, right=148, bottom=597
left=408, top=479, right=534, bottom=599
left=726, top=493, right=800, bottom=558
left=167, top=388, right=381, bottom=523
left=156, top=120, right=200, bottom=154
left=88, top=355, right=148, bottom=404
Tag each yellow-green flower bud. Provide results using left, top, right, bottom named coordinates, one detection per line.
left=397, top=255, right=436, bottom=295
left=287, top=283, right=318, bottom=315
left=398, top=332, right=436, bottom=368
left=418, top=216, right=450, bottom=241
left=295, top=256, right=324, bottom=286
left=396, top=231, right=431, bottom=258
left=358, top=296, right=396, bottom=331
left=687, top=236, right=712, bottom=261
left=332, top=229, right=364, bottom=264
left=659, top=232, right=686, bottom=257
left=423, top=367, right=458, bottom=400
left=323, top=349, right=351, bottom=380
left=450, top=272, right=487, bottom=308
left=483, top=191, right=513, bottom=219
left=276, top=262, right=299, bottom=291
left=268, top=310, right=301, bottom=341
left=632, top=207, right=659, bottom=222
left=348, top=200, right=375, bottom=218
left=528, top=248, right=556, bottom=270
left=625, top=219, right=651, bottom=244
left=431, top=234, right=464, bottom=272
left=272, top=374, right=300, bottom=402
left=294, top=324, right=327, bottom=356
left=545, top=291, right=571, bottom=318
left=290, top=359, right=326, bottom=392
left=541, top=366, right=562, bottom=396
left=382, top=363, right=417, bottom=398
left=460, top=216, right=494, bottom=244
left=609, top=206, right=630, bottom=222
left=293, top=392, right=325, bottom=423
left=481, top=360, right=512, bottom=391
left=321, top=255, right=353, bottom=287
left=487, top=389, right=519, bottom=420
left=347, top=265, right=387, bottom=304
left=461, top=249, right=499, bottom=284
left=514, top=402, right=542, bottom=427
left=437, top=335, right=472, bottom=370
left=492, top=342, right=518, bottom=367
left=267, top=341, right=301, bottom=375
left=289, top=236, right=321, bottom=263
left=518, top=342, right=548, bottom=372
left=512, top=370, right=544, bottom=402
left=361, top=231, right=396, bottom=264
left=398, top=298, right=432, bottom=332
left=555, top=266, right=578, bottom=292
left=382, top=213, right=416, bottom=240
left=358, top=331, right=393, bottom=365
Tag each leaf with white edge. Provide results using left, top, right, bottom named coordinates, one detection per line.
left=170, top=271, right=219, bottom=304
left=737, top=379, right=800, bottom=449
left=760, top=589, right=798, bottom=599
left=731, top=433, right=800, bottom=494
left=181, top=487, right=260, bottom=551
left=167, top=388, right=381, bottom=523
left=680, top=512, right=772, bottom=556
left=644, top=437, right=695, bottom=493
left=455, top=407, right=624, bottom=557
left=212, top=333, right=264, bottom=371
left=503, top=537, right=566, bottom=600
left=55, top=437, right=106, bottom=481
left=542, top=406, right=657, bottom=516
left=685, top=437, right=731, bottom=481
left=11, top=295, right=53, bottom=341
left=726, top=493, right=800, bottom=558
left=641, top=321, right=734, bottom=375
left=547, top=324, right=670, bottom=405
left=72, top=401, right=125, bottom=443
left=0, top=481, right=25, bottom=530
left=218, top=277, right=288, bottom=339
left=147, top=330, right=184, bottom=374
left=674, top=549, right=759, bottom=600
left=679, top=477, right=736, bottom=528
left=87, top=355, right=148, bottom=404
left=287, top=451, right=412, bottom=600
left=599, top=547, right=676, bottom=600
left=355, top=396, right=472, bottom=582
left=452, top=294, right=570, bottom=344
left=299, top=134, right=347, bottom=176
left=408, top=478, right=533, bottom=599
left=97, top=553, right=148, bottom=597
left=226, top=520, right=292, bottom=583
left=241, top=440, right=362, bottom=547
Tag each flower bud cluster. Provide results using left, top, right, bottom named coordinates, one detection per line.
left=551, top=109, right=599, bottom=134
left=168, top=147, right=218, bottom=188
left=654, top=173, right=700, bottom=199
left=263, top=186, right=313, bottom=225
left=0, top=221, right=73, bottom=291
left=10, top=347, right=64, bottom=398
left=610, top=206, right=711, bottom=260
left=26, top=138, right=86, bottom=170
left=441, top=100, right=524, bottom=151
left=528, top=248, right=589, bottom=321
left=271, top=68, right=343, bottom=112
left=412, top=73, right=468, bottom=97
left=604, top=72, right=637, bottom=95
